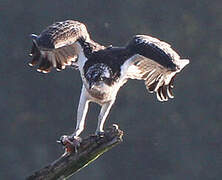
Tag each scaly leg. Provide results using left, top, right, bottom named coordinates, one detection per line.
left=95, top=100, right=115, bottom=135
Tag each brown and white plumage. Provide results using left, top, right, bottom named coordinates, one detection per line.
left=28, top=20, right=189, bottom=148
left=29, top=20, right=103, bottom=73
left=121, top=35, right=189, bottom=101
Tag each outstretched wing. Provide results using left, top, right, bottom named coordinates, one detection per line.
left=122, top=35, right=189, bottom=101
left=29, top=20, right=91, bottom=73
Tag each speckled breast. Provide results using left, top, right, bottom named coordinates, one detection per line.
left=87, top=83, right=117, bottom=104
left=88, top=89, right=108, bottom=101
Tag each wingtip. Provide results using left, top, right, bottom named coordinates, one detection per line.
left=30, top=33, right=38, bottom=40
left=28, top=62, right=34, bottom=67
left=36, top=68, right=42, bottom=72
left=36, top=69, right=49, bottom=74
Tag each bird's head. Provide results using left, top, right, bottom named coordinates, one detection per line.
left=85, top=63, right=112, bottom=89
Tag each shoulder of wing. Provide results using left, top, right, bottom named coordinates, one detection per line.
left=126, top=35, right=181, bottom=69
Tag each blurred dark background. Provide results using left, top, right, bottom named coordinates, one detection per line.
left=1, top=0, right=222, bottom=179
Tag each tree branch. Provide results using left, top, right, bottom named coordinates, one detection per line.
left=26, top=124, right=123, bottom=180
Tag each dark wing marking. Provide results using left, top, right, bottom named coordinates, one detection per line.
left=83, top=47, right=132, bottom=81
left=122, top=35, right=189, bottom=101
left=29, top=20, right=90, bottom=73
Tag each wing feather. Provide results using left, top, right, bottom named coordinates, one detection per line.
left=29, top=20, right=91, bottom=73
left=123, top=35, right=189, bottom=101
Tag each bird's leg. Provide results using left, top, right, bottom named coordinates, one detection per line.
left=60, top=86, right=89, bottom=152
left=95, top=100, right=114, bottom=136
left=72, top=88, right=89, bottom=138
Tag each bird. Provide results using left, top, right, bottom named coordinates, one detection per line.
left=28, top=20, right=189, bottom=148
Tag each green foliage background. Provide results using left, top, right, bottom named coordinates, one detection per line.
left=1, top=0, right=222, bottom=179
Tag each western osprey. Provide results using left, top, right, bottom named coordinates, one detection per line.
left=29, top=20, right=189, bottom=148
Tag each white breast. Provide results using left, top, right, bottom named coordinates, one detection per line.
left=85, top=82, right=121, bottom=104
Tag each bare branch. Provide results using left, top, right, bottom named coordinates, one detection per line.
left=26, top=125, right=123, bottom=180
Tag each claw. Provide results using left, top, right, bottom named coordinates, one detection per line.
left=58, top=135, right=82, bottom=154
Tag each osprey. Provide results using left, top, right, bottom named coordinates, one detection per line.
left=29, top=20, right=189, bottom=147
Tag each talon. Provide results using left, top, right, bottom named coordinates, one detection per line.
left=59, top=135, right=72, bottom=146
left=58, top=135, right=82, bottom=153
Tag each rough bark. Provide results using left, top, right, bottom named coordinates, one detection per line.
left=26, top=124, right=123, bottom=180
